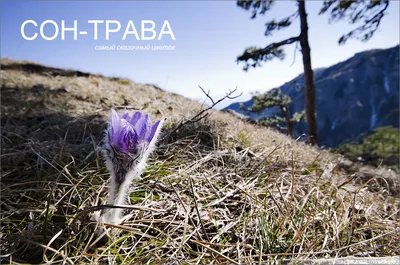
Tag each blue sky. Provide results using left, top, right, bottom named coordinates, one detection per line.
left=1, top=1, right=399, bottom=108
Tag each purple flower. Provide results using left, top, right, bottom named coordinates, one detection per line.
left=99, top=109, right=164, bottom=226
left=106, top=109, right=162, bottom=154
left=102, top=109, right=164, bottom=185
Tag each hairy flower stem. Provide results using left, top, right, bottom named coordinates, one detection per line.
left=99, top=110, right=165, bottom=226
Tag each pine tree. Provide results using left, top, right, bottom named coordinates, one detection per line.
left=241, top=88, right=306, bottom=137
left=236, top=0, right=390, bottom=146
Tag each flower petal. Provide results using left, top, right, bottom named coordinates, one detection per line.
left=105, top=109, right=160, bottom=155
left=120, top=124, right=137, bottom=152
left=147, top=120, right=162, bottom=143
left=130, top=112, right=142, bottom=126
left=121, top=108, right=130, bottom=121
left=134, top=114, right=150, bottom=141
left=109, top=109, right=122, bottom=144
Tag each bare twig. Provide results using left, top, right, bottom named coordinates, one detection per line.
left=162, top=87, right=242, bottom=140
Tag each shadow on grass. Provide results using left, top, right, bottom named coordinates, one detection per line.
left=1, top=83, right=107, bottom=263
left=1, top=84, right=106, bottom=175
left=160, top=119, right=220, bottom=150
left=0, top=82, right=227, bottom=264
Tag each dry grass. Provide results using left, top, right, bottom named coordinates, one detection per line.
left=1, top=58, right=399, bottom=264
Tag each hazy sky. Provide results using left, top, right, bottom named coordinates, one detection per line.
left=1, top=1, right=399, bottom=108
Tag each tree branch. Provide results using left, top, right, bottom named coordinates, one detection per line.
left=237, top=36, right=300, bottom=71
left=198, top=86, right=215, bottom=105
left=340, top=1, right=389, bottom=44
left=319, top=0, right=389, bottom=44
left=265, top=11, right=299, bottom=36
left=162, top=87, right=243, bottom=140
left=290, top=41, right=299, bottom=67
left=237, top=0, right=275, bottom=19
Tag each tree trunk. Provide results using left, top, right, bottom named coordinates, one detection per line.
left=298, top=0, right=318, bottom=146
left=280, top=105, right=293, bottom=137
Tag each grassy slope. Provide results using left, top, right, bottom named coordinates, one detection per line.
left=1, top=58, right=399, bottom=264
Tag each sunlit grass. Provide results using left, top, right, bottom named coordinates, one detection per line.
left=1, top=58, right=399, bottom=264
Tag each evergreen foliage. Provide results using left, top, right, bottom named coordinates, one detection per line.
left=242, top=88, right=306, bottom=137
left=319, top=0, right=390, bottom=44
left=335, top=126, right=400, bottom=170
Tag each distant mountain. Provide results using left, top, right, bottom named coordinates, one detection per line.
left=225, top=45, right=399, bottom=147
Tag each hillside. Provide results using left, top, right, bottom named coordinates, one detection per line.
left=1, top=58, right=399, bottom=264
left=225, top=45, right=400, bottom=148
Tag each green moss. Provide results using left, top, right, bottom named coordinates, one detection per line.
left=130, top=190, right=160, bottom=202
left=301, top=162, right=321, bottom=175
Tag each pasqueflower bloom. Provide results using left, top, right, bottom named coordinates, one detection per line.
left=99, top=109, right=164, bottom=225
left=103, top=109, right=163, bottom=184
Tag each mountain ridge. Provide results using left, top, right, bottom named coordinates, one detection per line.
left=224, top=44, right=400, bottom=147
